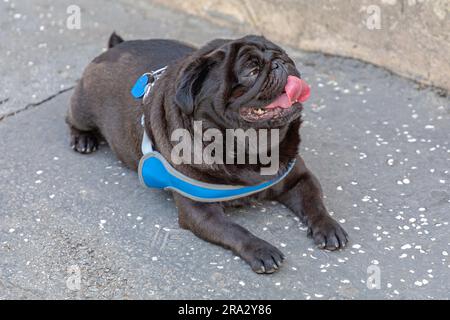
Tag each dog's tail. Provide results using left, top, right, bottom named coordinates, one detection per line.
left=108, top=32, right=124, bottom=49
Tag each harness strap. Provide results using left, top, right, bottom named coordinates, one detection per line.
left=141, top=115, right=153, bottom=155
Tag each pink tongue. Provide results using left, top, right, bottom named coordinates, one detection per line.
left=265, top=76, right=311, bottom=109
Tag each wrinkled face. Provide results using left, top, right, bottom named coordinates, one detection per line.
left=174, top=35, right=310, bottom=130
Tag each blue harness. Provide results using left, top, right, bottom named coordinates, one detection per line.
left=131, top=67, right=296, bottom=202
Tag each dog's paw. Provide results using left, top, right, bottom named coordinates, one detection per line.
left=240, top=239, right=285, bottom=274
left=307, top=217, right=348, bottom=251
left=70, top=131, right=98, bottom=154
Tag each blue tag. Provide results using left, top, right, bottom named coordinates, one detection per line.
left=131, top=74, right=149, bottom=99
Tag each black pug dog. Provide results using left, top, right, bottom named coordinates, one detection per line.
left=66, top=33, right=348, bottom=274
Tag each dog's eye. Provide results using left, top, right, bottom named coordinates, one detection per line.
left=247, top=67, right=259, bottom=77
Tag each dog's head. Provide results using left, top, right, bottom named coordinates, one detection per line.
left=174, top=35, right=310, bottom=130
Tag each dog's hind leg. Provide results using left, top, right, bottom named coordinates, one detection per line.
left=66, top=80, right=99, bottom=154
left=68, top=126, right=99, bottom=154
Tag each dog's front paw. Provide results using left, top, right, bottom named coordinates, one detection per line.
left=240, top=239, right=285, bottom=274
left=307, top=217, right=348, bottom=251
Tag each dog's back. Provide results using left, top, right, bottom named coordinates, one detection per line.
left=67, top=33, right=194, bottom=168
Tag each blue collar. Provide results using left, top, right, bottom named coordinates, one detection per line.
left=131, top=69, right=296, bottom=202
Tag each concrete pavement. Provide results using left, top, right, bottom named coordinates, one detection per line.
left=0, top=0, right=449, bottom=299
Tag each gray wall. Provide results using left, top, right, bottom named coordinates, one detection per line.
left=155, top=0, right=450, bottom=92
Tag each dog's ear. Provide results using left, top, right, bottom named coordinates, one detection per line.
left=174, top=49, right=225, bottom=115
left=108, top=32, right=124, bottom=49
